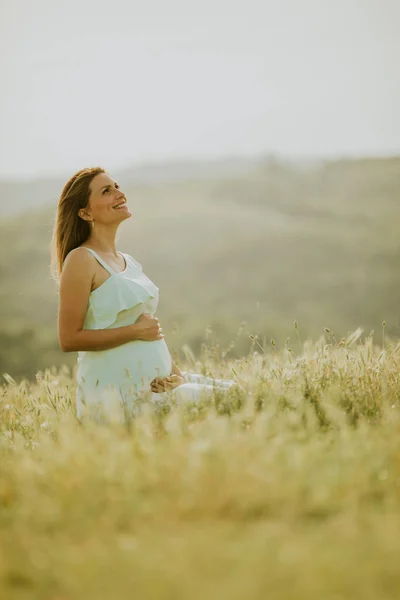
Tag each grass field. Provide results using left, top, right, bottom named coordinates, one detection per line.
left=1, top=330, right=400, bottom=599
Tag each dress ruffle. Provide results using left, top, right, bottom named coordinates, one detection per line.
left=86, top=273, right=158, bottom=329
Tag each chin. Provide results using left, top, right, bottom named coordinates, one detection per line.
left=120, top=210, right=132, bottom=222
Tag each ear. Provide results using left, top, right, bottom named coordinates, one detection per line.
left=78, top=208, right=91, bottom=222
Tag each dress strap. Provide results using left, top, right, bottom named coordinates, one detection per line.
left=125, top=254, right=143, bottom=272
left=83, top=247, right=115, bottom=276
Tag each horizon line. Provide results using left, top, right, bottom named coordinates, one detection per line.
left=1, top=149, right=400, bottom=183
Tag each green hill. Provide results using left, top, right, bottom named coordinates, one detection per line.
left=1, top=156, right=399, bottom=379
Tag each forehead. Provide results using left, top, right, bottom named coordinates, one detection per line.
left=90, top=172, right=116, bottom=194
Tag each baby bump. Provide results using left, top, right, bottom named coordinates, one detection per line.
left=77, top=338, right=172, bottom=394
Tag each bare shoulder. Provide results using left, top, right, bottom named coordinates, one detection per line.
left=61, top=247, right=96, bottom=280
left=59, top=248, right=95, bottom=318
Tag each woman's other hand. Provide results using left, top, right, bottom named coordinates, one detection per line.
left=150, top=374, right=185, bottom=393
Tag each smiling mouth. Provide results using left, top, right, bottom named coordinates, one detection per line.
left=113, top=201, right=128, bottom=209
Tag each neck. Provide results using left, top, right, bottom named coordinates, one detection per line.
left=86, top=223, right=120, bottom=256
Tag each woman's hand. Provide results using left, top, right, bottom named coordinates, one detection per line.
left=134, top=313, right=164, bottom=342
left=150, top=374, right=185, bottom=393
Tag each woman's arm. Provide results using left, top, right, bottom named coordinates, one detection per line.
left=60, top=321, right=144, bottom=352
left=58, top=249, right=161, bottom=352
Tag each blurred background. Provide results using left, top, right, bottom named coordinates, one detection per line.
left=0, top=0, right=399, bottom=379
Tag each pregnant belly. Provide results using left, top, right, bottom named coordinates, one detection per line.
left=77, top=338, right=172, bottom=394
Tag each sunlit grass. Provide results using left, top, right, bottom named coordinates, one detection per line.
left=1, top=331, right=400, bottom=599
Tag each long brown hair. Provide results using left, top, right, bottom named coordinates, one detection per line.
left=50, top=167, right=106, bottom=280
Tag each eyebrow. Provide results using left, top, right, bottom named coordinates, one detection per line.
left=99, top=182, right=118, bottom=191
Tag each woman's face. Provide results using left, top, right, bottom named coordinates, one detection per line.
left=80, top=172, right=132, bottom=226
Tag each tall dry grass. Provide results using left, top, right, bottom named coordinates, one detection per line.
left=1, top=330, right=400, bottom=599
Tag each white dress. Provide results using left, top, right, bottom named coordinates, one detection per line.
left=75, top=248, right=237, bottom=423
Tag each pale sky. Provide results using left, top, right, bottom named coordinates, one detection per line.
left=1, top=0, right=399, bottom=179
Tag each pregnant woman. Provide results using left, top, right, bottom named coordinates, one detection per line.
left=51, top=167, right=237, bottom=423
